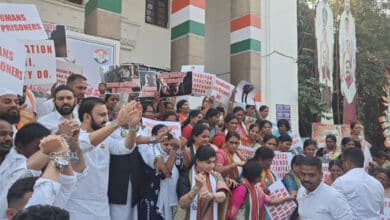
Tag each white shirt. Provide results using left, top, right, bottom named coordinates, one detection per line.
left=26, top=174, right=78, bottom=208
left=38, top=110, right=80, bottom=133
left=0, top=148, right=41, bottom=220
left=297, top=182, right=353, bottom=220
left=64, top=129, right=135, bottom=220
left=333, top=168, right=384, bottom=220
left=37, top=99, right=79, bottom=120
left=37, top=98, right=55, bottom=119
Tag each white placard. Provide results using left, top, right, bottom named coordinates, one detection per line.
left=0, top=35, right=26, bottom=94
left=142, top=117, right=181, bottom=138
left=265, top=180, right=297, bottom=220
left=192, top=72, right=215, bottom=97
left=0, top=3, right=46, bottom=40
left=211, top=77, right=235, bottom=107
left=23, top=40, right=55, bottom=85
left=270, top=151, right=294, bottom=179
left=181, top=65, right=204, bottom=73
left=56, top=59, right=83, bottom=85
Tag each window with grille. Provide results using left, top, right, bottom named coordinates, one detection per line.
left=145, top=0, right=168, bottom=28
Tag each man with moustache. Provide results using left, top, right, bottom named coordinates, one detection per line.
left=38, top=74, right=87, bottom=118
left=297, top=156, right=352, bottom=220
left=0, top=120, right=19, bottom=219
left=0, top=89, right=20, bottom=134
left=38, top=85, right=80, bottom=133
left=64, top=97, right=142, bottom=220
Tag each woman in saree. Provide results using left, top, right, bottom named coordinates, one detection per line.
left=227, top=160, right=294, bottom=220
left=183, top=123, right=211, bottom=168
left=214, top=131, right=246, bottom=180
left=177, top=145, right=230, bottom=220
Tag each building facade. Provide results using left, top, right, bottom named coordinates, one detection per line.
left=4, top=0, right=299, bottom=131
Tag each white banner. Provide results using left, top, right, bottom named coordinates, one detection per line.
left=192, top=72, right=215, bottom=97
left=142, top=117, right=181, bottom=139
left=211, top=77, right=235, bottom=107
left=265, top=180, right=297, bottom=220
left=23, top=40, right=55, bottom=85
left=56, top=59, right=83, bottom=85
left=0, top=35, right=26, bottom=94
left=0, top=3, right=46, bottom=40
left=181, top=65, right=204, bottom=73
left=271, top=151, right=293, bottom=179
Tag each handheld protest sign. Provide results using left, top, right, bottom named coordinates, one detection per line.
left=0, top=35, right=26, bottom=94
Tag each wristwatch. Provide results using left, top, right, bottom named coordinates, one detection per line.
left=53, top=156, right=69, bottom=171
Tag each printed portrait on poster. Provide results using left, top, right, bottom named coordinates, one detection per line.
left=315, top=0, right=334, bottom=123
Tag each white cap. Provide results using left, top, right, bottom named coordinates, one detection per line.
left=0, top=88, right=18, bottom=96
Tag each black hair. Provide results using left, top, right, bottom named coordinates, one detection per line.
left=263, top=135, right=278, bottom=145
left=176, top=100, right=188, bottom=113
left=104, top=94, right=118, bottom=102
left=253, top=146, right=275, bottom=161
left=343, top=147, right=364, bottom=168
left=191, top=144, right=216, bottom=168
left=232, top=106, right=245, bottom=114
left=205, top=108, right=219, bottom=119
left=302, top=156, right=322, bottom=171
left=341, top=137, right=353, bottom=147
left=291, top=155, right=305, bottom=169
left=78, top=97, right=105, bottom=122
left=277, top=119, right=291, bottom=131
left=249, top=123, right=260, bottom=131
left=258, top=120, right=272, bottom=129
left=53, top=85, right=74, bottom=99
left=325, top=134, right=337, bottom=143
left=225, top=131, right=241, bottom=142
left=142, top=104, right=155, bottom=113
left=278, top=134, right=292, bottom=143
left=196, top=119, right=209, bottom=126
left=183, top=110, right=202, bottom=127
left=188, top=123, right=209, bottom=147
left=160, top=111, right=178, bottom=121
left=224, top=113, right=239, bottom=124
left=350, top=121, right=361, bottom=130
left=7, top=177, right=38, bottom=208
left=12, top=205, right=69, bottom=220
left=303, top=139, right=317, bottom=149
left=329, top=159, right=343, bottom=170
left=151, top=124, right=167, bottom=136
left=259, top=105, right=269, bottom=112
left=245, top=105, right=255, bottom=109
left=242, top=160, right=263, bottom=183
left=66, top=74, right=86, bottom=85
left=14, top=123, right=50, bottom=149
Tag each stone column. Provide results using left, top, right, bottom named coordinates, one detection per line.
left=84, top=0, right=122, bottom=40
left=230, top=0, right=261, bottom=86
left=171, top=0, right=205, bottom=71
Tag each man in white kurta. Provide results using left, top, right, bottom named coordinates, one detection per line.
left=333, top=147, right=384, bottom=220
left=63, top=97, right=142, bottom=220
left=297, top=156, right=353, bottom=220
left=38, top=85, right=80, bottom=133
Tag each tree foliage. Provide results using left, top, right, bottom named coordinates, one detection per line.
left=298, top=0, right=390, bottom=145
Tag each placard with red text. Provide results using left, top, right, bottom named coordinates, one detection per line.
left=23, top=40, right=55, bottom=85
left=265, top=180, right=297, bottom=220
left=271, top=151, right=293, bottom=179
left=0, top=35, right=26, bottom=94
left=0, top=3, right=46, bottom=40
